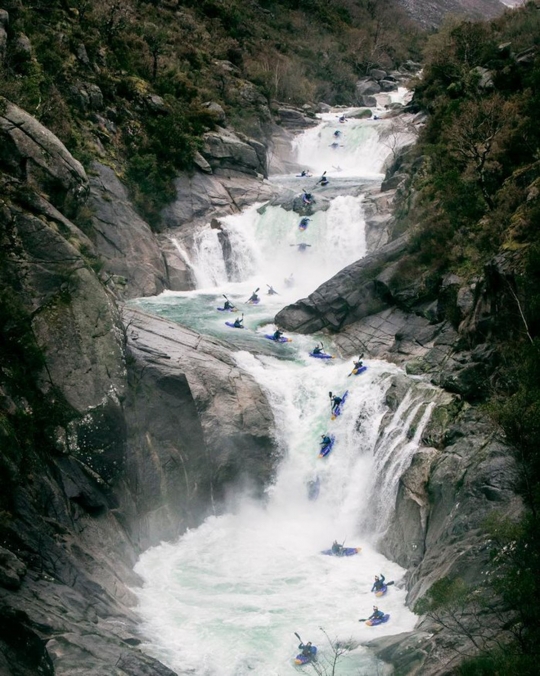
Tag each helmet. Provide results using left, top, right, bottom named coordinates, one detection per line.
left=375, top=576, right=379, bottom=580
left=373, top=606, right=378, bottom=610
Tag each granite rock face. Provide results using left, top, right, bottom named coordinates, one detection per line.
left=88, top=163, right=168, bottom=299
left=121, top=308, right=277, bottom=550
left=0, top=98, right=88, bottom=216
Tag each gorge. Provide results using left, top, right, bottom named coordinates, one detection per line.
left=1, top=2, right=539, bottom=676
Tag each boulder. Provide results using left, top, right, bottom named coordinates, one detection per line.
left=276, top=106, right=318, bottom=130
left=203, top=101, right=226, bottom=125
left=370, top=68, right=387, bottom=80
left=379, top=79, right=398, bottom=92
left=360, top=95, right=377, bottom=107
left=88, top=163, right=169, bottom=299
left=201, top=126, right=266, bottom=176
left=471, top=66, right=493, bottom=89
left=356, top=78, right=381, bottom=96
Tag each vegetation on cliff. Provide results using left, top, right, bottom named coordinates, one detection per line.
left=0, top=0, right=421, bottom=225
left=400, top=3, right=540, bottom=672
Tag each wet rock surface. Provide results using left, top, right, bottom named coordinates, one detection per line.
left=88, top=163, right=168, bottom=299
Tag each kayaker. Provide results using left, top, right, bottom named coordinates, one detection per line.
left=299, top=217, right=310, bottom=228
left=333, top=130, right=341, bottom=137
left=284, top=273, right=295, bottom=288
left=331, top=540, right=344, bottom=555
left=299, top=170, right=311, bottom=177
left=329, top=392, right=342, bottom=413
left=248, top=290, right=259, bottom=303
left=312, top=343, right=323, bottom=355
left=298, top=641, right=315, bottom=659
left=321, top=434, right=332, bottom=446
left=371, top=575, right=386, bottom=592
left=233, top=316, right=244, bottom=328
left=369, top=606, right=385, bottom=621
left=316, top=172, right=329, bottom=186
left=302, top=192, right=313, bottom=205
left=273, top=329, right=283, bottom=341
left=353, top=354, right=364, bottom=370
left=222, top=299, right=234, bottom=310
left=267, top=285, right=278, bottom=295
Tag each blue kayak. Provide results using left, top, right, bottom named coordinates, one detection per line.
left=319, top=436, right=335, bottom=458
left=321, top=547, right=361, bottom=557
left=309, top=352, right=333, bottom=359
left=294, top=646, right=317, bottom=665
left=350, top=365, right=367, bottom=376
left=217, top=307, right=237, bottom=312
left=374, top=584, right=388, bottom=597
left=264, top=334, right=292, bottom=343
left=225, top=322, right=244, bottom=329
left=307, top=477, right=320, bottom=501
left=365, top=614, right=390, bottom=626
left=247, top=299, right=260, bottom=305
left=331, top=391, right=348, bottom=419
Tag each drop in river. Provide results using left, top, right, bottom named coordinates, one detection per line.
left=132, top=91, right=429, bottom=675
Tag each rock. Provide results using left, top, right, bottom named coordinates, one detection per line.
left=346, top=108, right=372, bottom=119
left=0, top=547, right=27, bottom=589
left=472, top=66, right=493, bottom=89
left=0, top=10, right=7, bottom=64
left=317, top=102, right=332, bottom=113
left=370, top=68, right=387, bottom=80
left=276, top=106, right=318, bottom=130
left=203, top=101, right=227, bottom=125
left=162, top=171, right=276, bottom=227
left=356, top=78, right=381, bottom=96
left=381, top=172, right=408, bottom=191
left=75, top=43, right=90, bottom=65
left=360, top=95, right=377, bottom=107
left=145, top=93, right=167, bottom=113
left=0, top=99, right=89, bottom=215
left=122, top=308, right=277, bottom=549
left=88, top=163, right=168, bottom=299
left=193, top=150, right=212, bottom=174
left=380, top=448, right=440, bottom=567
left=201, top=126, right=266, bottom=177
left=275, top=235, right=410, bottom=333
left=379, top=79, right=398, bottom=92
left=14, top=33, right=32, bottom=58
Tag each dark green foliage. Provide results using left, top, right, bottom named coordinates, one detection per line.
left=405, top=6, right=540, bottom=670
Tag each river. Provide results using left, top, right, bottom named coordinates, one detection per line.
left=132, top=91, right=429, bottom=675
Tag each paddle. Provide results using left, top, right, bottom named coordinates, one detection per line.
left=294, top=632, right=303, bottom=644
left=267, top=284, right=279, bottom=295
left=328, top=391, right=333, bottom=408
left=358, top=618, right=368, bottom=622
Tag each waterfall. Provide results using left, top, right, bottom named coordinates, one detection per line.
left=132, top=101, right=429, bottom=675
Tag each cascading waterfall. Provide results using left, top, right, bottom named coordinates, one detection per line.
left=133, top=94, right=429, bottom=675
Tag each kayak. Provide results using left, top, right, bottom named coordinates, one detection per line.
left=217, top=307, right=237, bottom=312
left=247, top=299, right=260, bottom=305
left=309, top=352, right=334, bottom=359
left=375, top=584, right=388, bottom=597
left=318, top=436, right=335, bottom=458
left=294, top=646, right=317, bottom=665
left=331, top=391, right=348, bottom=420
left=365, top=614, right=390, bottom=626
left=264, top=334, right=292, bottom=343
left=351, top=365, right=367, bottom=376
left=307, top=477, right=320, bottom=501
left=225, top=322, right=244, bottom=329
left=321, top=547, right=361, bottom=557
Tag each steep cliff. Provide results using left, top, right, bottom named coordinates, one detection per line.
left=0, top=99, right=277, bottom=675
